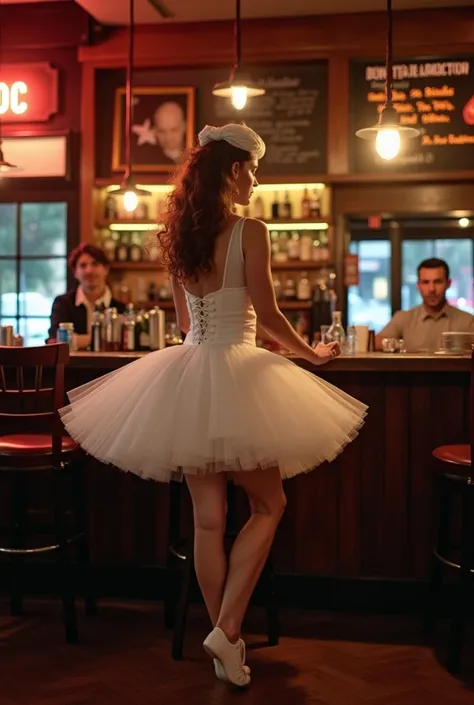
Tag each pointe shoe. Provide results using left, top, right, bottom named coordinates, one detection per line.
left=214, top=638, right=250, bottom=682
left=203, top=627, right=251, bottom=687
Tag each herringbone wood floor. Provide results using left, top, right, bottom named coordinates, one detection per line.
left=1, top=598, right=473, bottom=705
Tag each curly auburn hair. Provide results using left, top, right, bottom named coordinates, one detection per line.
left=156, top=140, right=251, bottom=282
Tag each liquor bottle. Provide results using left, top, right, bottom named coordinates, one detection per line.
left=301, top=188, right=311, bottom=218
left=253, top=195, right=265, bottom=219
left=281, top=191, right=292, bottom=219
left=297, top=272, right=311, bottom=300
left=310, top=189, right=321, bottom=218
left=102, top=230, right=117, bottom=262
left=115, top=233, right=129, bottom=262
left=90, top=307, right=103, bottom=352
left=299, top=231, right=313, bottom=261
left=282, top=277, right=297, bottom=301
left=137, top=310, right=150, bottom=350
left=104, top=195, right=118, bottom=220
left=134, top=201, right=149, bottom=220
left=287, top=232, right=300, bottom=259
left=271, top=192, right=279, bottom=219
left=147, top=281, right=158, bottom=303
left=128, top=232, right=143, bottom=262
left=310, top=282, right=332, bottom=343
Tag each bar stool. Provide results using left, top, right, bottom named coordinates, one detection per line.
left=165, top=479, right=279, bottom=660
left=0, top=343, right=97, bottom=643
left=423, top=347, right=474, bottom=673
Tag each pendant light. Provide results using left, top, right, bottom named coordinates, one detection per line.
left=110, top=0, right=150, bottom=212
left=212, top=0, right=265, bottom=111
left=356, top=0, right=420, bottom=160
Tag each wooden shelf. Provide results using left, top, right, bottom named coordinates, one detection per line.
left=265, top=218, right=330, bottom=226
left=279, top=300, right=311, bottom=310
left=98, top=219, right=156, bottom=228
left=271, top=260, right=332, bottom=270
left=136, top=300, right=175, bottom=310
left=110, top=260, right=331, bottom=271
left=97, top=218, right=331, bottom=229
left=133, top=300, right=311, bottom=311
left=94, top=177, right=331, bottom=187
left=110, top=261, right=163, bottom=270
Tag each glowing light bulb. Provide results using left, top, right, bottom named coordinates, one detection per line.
left=123, top=190, right=138, bottom=212
left=459, top=217, right=470, bottom=228
left=375, top=128, right=401, bottom=161
left=231, top=86, right=248, bottom=110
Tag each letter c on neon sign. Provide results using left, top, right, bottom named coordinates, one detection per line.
left=0, top=81, right=28, bottom=115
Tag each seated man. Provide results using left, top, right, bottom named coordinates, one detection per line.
left=47, top=244, right=125, bottom=349
left=376, top=257, right=474, bottom=352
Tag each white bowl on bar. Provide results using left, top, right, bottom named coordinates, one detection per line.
left=438, top=331, right=474, bottom=355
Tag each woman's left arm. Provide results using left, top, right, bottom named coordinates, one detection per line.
left=170, top=274, right=190, bottom=334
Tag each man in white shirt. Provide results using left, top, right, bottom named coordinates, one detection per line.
left=47, top=244, right=126, bottom=349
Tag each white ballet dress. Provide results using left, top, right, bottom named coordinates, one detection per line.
left=59, top=218, right=368, bottom=482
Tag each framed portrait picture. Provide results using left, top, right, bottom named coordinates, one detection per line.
left=112, top=86, right=195, bottom=172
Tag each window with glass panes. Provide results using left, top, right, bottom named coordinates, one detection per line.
left=346, top=217, right=474, bottom=332
left=0, top=202, right=68, bottom=346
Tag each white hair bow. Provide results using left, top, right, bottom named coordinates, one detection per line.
left=198, top=123, right=265, bottom=159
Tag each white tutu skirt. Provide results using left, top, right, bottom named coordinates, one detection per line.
left=60, top=343, right=368, bottom=483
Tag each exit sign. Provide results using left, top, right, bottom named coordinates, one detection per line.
left=0, top=62, right=58, bottom=123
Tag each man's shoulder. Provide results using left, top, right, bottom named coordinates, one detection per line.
left=447, top=304, right=474, bottom=324
left=393, top=307, right=420, bottom=322
left=52, top=289, right=77, bottom=307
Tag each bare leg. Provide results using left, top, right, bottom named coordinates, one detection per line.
left=216, top=467, right=286, bottom=643
left=185, top=472, right=228, bottom=626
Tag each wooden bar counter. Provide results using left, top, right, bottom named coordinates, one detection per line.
left=64, top=351, right=471, bottom=607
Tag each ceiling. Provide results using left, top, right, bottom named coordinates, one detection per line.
left=73, top=0, right=474, bottom=25
left=2, top=0, right=69, bottom=3
left=2, top=0, right=473, bottom=24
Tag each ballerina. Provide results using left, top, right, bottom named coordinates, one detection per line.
left=60, top=122, right=367, bottom=687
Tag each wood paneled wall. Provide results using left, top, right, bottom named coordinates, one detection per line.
left=77, top=7, right=474, bottom=241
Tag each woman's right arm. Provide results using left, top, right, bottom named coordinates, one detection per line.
left=243, top=219, right=339, bottom=366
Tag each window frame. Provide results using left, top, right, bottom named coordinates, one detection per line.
left=347, top=218, right=474, bottom=324
left=0, top=189, right=79, bottom=339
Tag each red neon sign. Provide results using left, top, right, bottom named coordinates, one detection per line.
left=0, top=63, right=58, bottom=123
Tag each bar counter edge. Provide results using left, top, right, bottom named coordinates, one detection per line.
left=69, top=350, right=471, bottom=373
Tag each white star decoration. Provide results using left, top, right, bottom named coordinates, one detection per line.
left=132, top=119, right=157, bottom=146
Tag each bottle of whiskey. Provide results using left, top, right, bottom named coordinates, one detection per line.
left=271, top=192, right=279, bottom=219
left=301, top=188, right=311, bottom=218
left=310, top=189, right=321, bottom=218
left=281, top=191, right=292, bottom=219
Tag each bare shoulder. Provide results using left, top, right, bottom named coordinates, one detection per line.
left=242, top=217, right=269, bottom=251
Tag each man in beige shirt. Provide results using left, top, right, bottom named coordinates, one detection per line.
left=376, top=258, right=474, bottom=352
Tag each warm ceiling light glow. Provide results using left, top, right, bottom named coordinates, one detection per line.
left=458, top=217, right=470, bottom=228
left=109, top=223, right=156, bottom=231
left=375, top=128, right=401, bottom=160
left=267, top=222, right=329, bottom=231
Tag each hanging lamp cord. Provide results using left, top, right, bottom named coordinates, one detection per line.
left=385, top=0, right=393, bottom=105
left=125, top=0, right=135, bottom=177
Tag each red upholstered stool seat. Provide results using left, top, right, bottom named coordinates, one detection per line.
left=432, top=444, right=471, bottom=468
left=0, top=434, right=81, bottom=465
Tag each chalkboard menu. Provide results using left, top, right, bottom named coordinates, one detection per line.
left=200, top=62, right=328, bottom=177
left=350, top=57, right=474, bottom=173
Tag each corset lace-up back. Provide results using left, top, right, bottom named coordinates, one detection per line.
left=184, top=218, right=257, bottom=346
